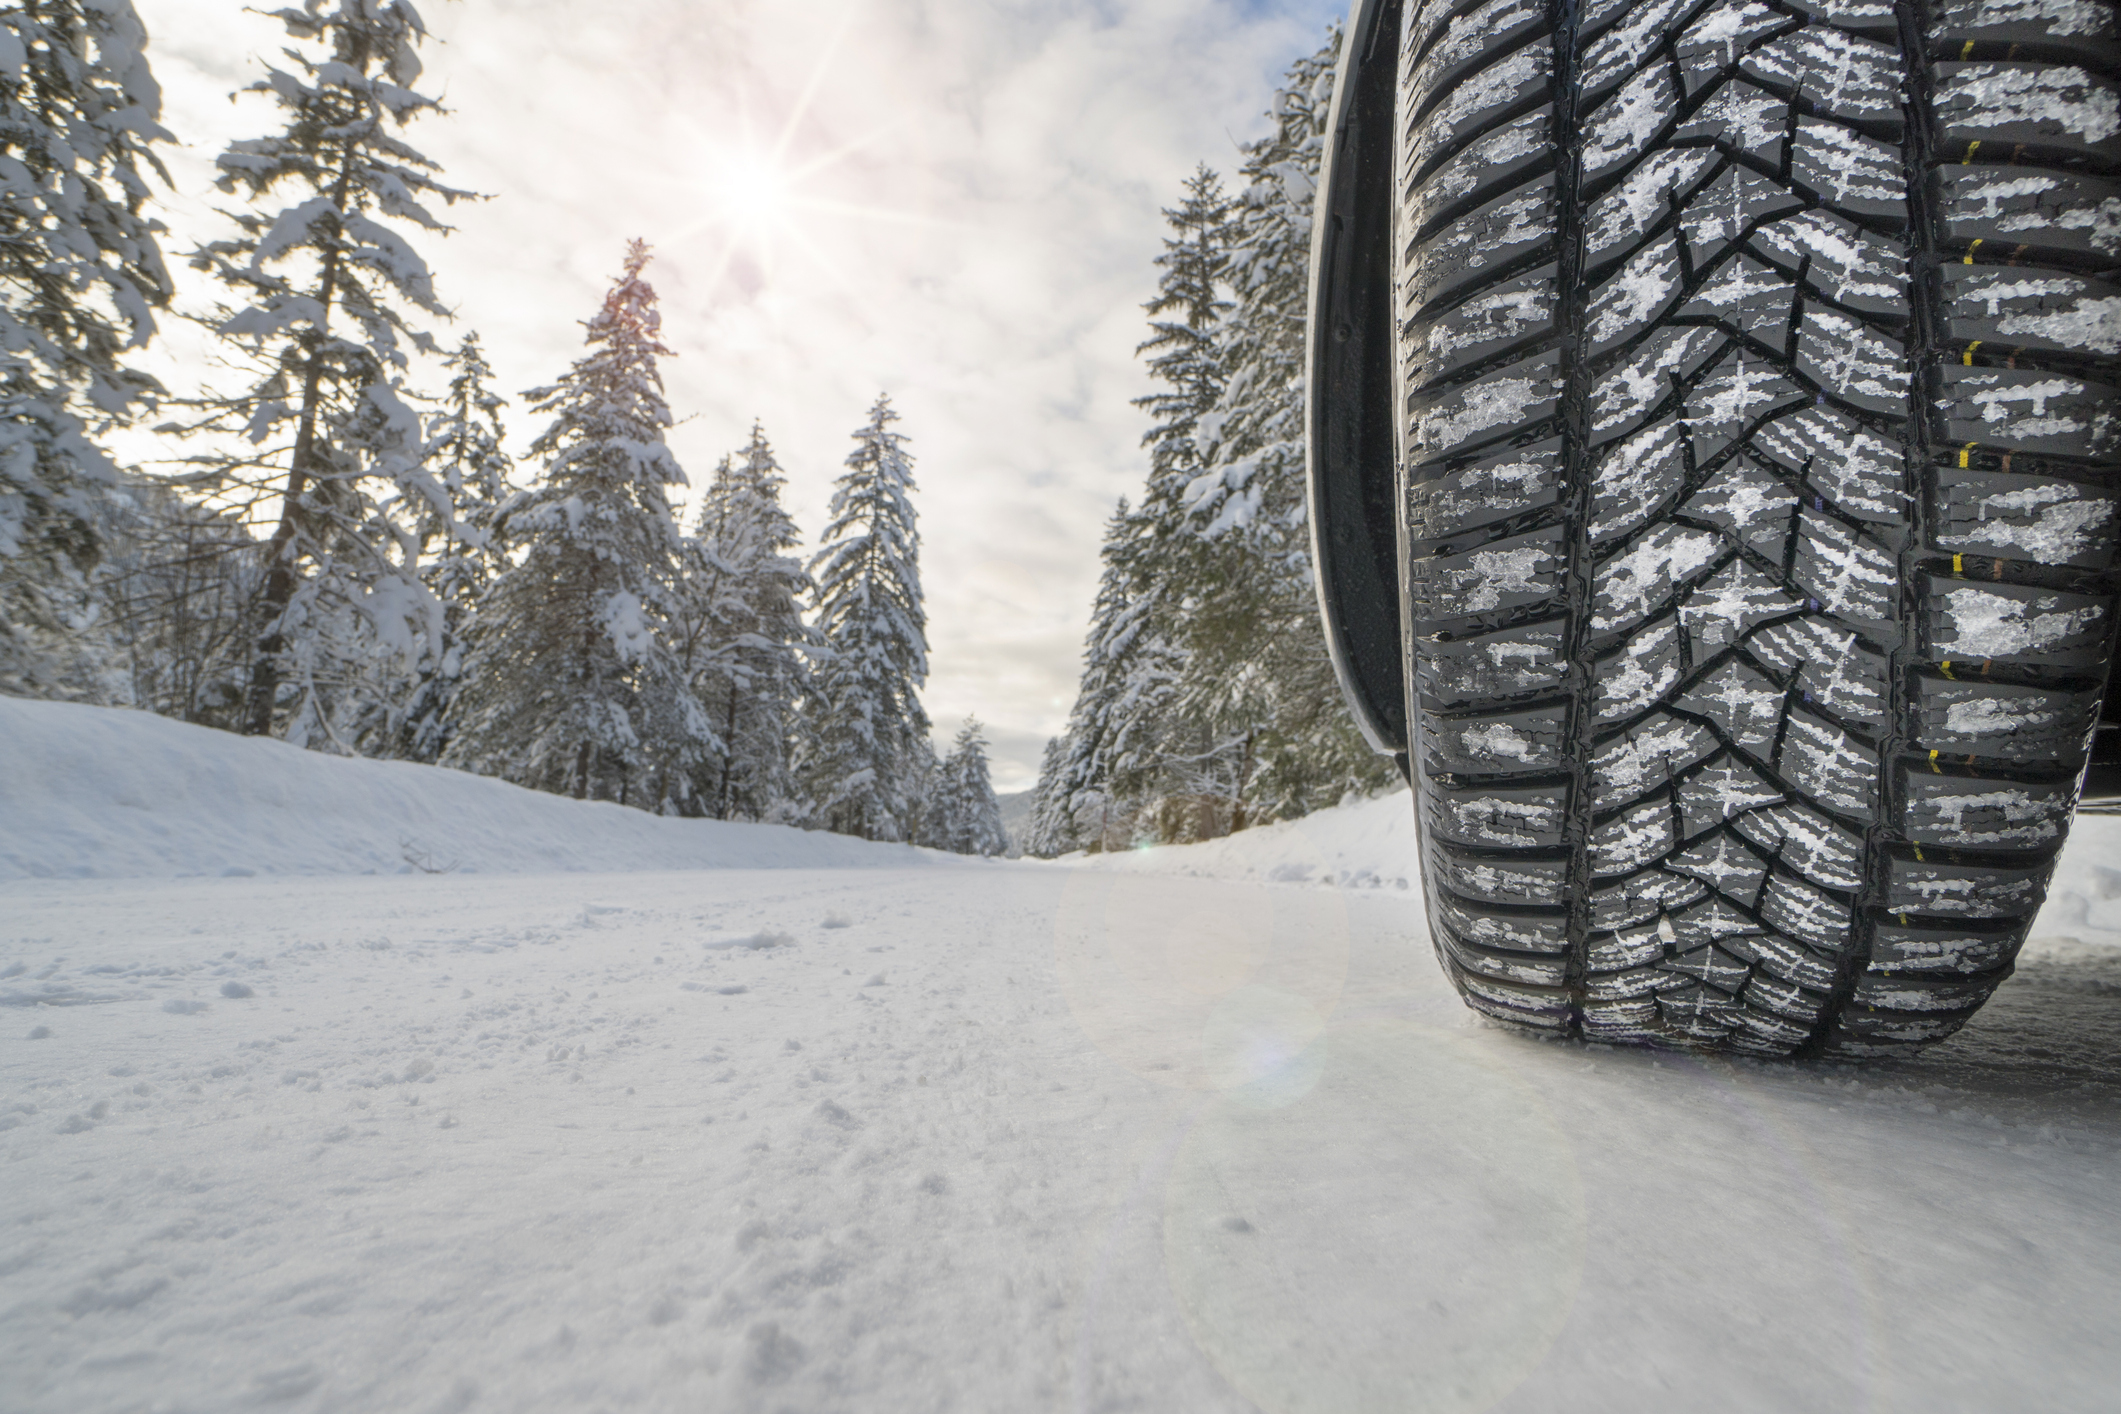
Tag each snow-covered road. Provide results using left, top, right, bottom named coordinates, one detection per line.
left=7, top=855, right=2121, bottom=1412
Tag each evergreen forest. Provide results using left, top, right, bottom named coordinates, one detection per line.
left=3, top=1, right=1377, bottom=860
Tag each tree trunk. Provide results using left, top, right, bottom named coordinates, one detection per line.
left=242, top=159, right=355, bottom=737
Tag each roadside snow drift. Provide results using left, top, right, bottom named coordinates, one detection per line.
left=5, top=701, right=2121, bottom=1412
left=0, top=699, right=932, bottom=879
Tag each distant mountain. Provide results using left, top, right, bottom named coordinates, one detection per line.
left=995, top=789, right=1035, bottom=849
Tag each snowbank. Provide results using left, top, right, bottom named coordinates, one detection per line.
left=1083, top=781, right=2121, bottom=953
left=0, top=699, right=935, bottom=880
left=1075, top=789, right=1422, bottom=891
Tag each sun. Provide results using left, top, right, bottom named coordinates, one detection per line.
left=717, top=149, right=793, bottom=231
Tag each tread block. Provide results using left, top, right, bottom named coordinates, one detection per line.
left=1588, top=922, right=1665, bottom=972
left=1668, top=831, right=1773, bottom=906
left=1591, top=868, right=1711, bottom=929
left=1456, top=969, right=1573, bottom=1025
left=1677, top=559, right=1804, bottom=652
left=1661, top=942, right=1754, bottom=992
left=1584, top=64, right=1682, bottom=179
left=1407, top=439, right=1563, bottom=541
left=1797, top=309, right=1910, bottom=413
left=1744, top=970, right=1828, bottom=1023
left=1678, top=754, right=1786, bottom=835
left=1913, top=675, right=2102, bottom=762
left=1676, top=2, right=1798, bottom=97
left=1943, top=266, right=2121, bottom=359
left=1678, top=254, right=1800, bottom=343
left=1405, top=42, right=1555, bottom=191
left=1850, top=968, right=2007, bottom=1012
left=1734, top=801, right=1866, bottom=887
left=1581, top=997, right=1663, bottom=1040
left=1408, top=524, right=1566, bottom=625
left=1436, top=928, right=1571, bottom=988
left=1792, top=510, right=1898, bottom=624
left=1922, top=576, right=2113, bottom=667
left=1754, top=405, right=1908, bottom=523
left=1905, top=772, right=2075, bottom=848
left=1403, top=178, right=1559, bottom=318
left=1427, top=840, right=1570, bottom=906
left=1936, top=62, right=2121, bottom=160
left=1588, top=239, right=1685, bottom=354
left=1423, top=703, right=1570, bottom=772
left=1730, top=1006, right=1811, bottom=1049
left=1938, top=365, right=2121, bottom=459
left=1589, top=147, right=1718, bottom=258
left=1594, top=617, right=1684, bottom=721
left=1590, top=798, right=1678, bottom=875
left=1753, top=210, right=1908, bottom=315
left=1404, top=267, right=1560, bottom=393
left=1825, top=1006, right=1974, bottom=1045
left=1677, top=163, right=1811, bottom=269
left=1407, top=351, right=1563, bottom=463
left=1591, top=711, right=1721, bottom=808
left=1413, top=618, right=1569, bottom=703
left=1937, top=166, right=2121, bottom=258
left=1409, top=108, right=1555, bottom=239
left=1403, top=0, right=1549, bottom=123
left=1669, top=894, right=1767, bottom=948
left=1591, top=327, right=1726, bottom=443
left=1586, top=964, right=1667, bottom=1000
left=1868, top=918, right=2024, bottom=975
left=1591, top=419, right=1689, bottom=543
left=1594, top=523, right=1730, bottom=634
left=1750, top=617, right=1890, bottom=727
left=1932, top=0, right=2121, bottom=45
left=1426, top=779, right=1570, bottom=848
left=1760, top=873, right=1856, bottom=950
left=1887, top=854, right=2050, bottom=917
left=1933, top=467, right=2118, bottom=568
left=1673, top=78, right=1791, bottom=151
left=1656, top=983, right=1744, bottom=1039
left=1590, top=0, right=1703, bottom=94
left=1777, top=710, right=1881, bottom=822
left=1742, top=28, right=1904, bottom=130
left=1683, top=351, right=1812, bottom=468
left=1684, top=462, right=1793, bottom=568
left=1734, top=930, right=1840, bottom=990
left=1792, top=119, right=1903, bottom=217
left=1680, top=657, right=1789, bottom=751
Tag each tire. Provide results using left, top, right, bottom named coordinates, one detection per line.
left=1391, top=0, right=2121, bottom=1056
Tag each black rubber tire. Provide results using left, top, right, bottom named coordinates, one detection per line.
left=1394, top=0, right=2121, bottom=1056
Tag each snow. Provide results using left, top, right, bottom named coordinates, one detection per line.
left=6, top=703, right=2121, bottom=1410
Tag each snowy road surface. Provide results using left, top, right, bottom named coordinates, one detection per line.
left=4, top=702, right=2120, bottom=1411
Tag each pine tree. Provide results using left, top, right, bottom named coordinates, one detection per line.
left=442, top=241, right=715, bottom=807
left=173, top=0, right=475, bottom=743
left=922, top=718, right=1006, bottom=856
left=1181, top=29, right=1396, bottom=823
left=1022, top=734, right=1076, bottom=857
left=797, top=394, right=930, bottom=841
left=0, top=0, right=172, bottom=702
left=1050, top=169, right=1234, bottom=846
left=362, top=333, right=514, bottom=761
left=675, top=422, right=813, bottom=821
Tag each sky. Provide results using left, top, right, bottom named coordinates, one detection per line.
left=126, top=0, right=1347, bottom=791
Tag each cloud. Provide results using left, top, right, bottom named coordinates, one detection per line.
left=126, top=0, right=1344, bottom=791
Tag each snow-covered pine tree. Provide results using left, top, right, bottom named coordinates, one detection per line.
left=173, top=0, right=475, bottom=744
left=676, top=421, right=813, bottom=821
left=926, top=717, right=1007, bottom=858
left=1051, top=169, right=1233, bottom=845
left=1021, top=734, right=1076, bottom=857
left=442, top=241, right=715, bottom=807
left=796, top=394, right=930, bottom=841
left=361, top=333, right=514, bottom=761
left=0, top=0, right=172, bottom=703
left=1181, top=29, right=1397, bottom=822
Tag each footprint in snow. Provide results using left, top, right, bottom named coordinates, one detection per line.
left=162, top=999, right=208, bottom=1015
left=821, top=914, right=852, bottom=929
